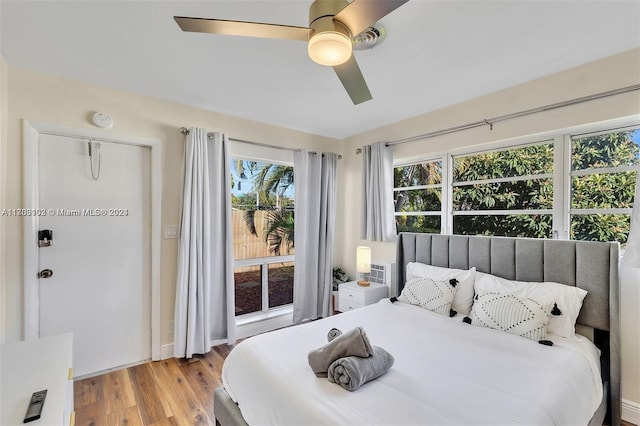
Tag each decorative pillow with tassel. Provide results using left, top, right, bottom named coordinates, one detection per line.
left=399, top=275, right=458, bottom=316
left=471, top=290, right=553, bottom=341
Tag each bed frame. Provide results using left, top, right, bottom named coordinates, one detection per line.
left=214, top=233, right=621, bottom=426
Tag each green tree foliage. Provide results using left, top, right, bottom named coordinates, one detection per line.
left=394, top=161, right=442, bottom=233
left=395, top=215, right=441, bottom=234
left=264, top=210, right=294, bottom=256
left=232, top=160, right=295, bottom=254
left=570, top=131, right=638, bottom=243
left=233, top=160, right=293, bottom=205
left=452, top=144, right=555, bottom=238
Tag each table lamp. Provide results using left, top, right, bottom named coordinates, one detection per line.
left=356, top=246, right=371, bottom=287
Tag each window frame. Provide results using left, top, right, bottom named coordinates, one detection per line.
left=450, top=139, right=557, bottom=239
left=393, top=157, right=447, bottom=234
left=392, top=116, right=640, bottom=246
left=233, top=255, right=295, bottom=321
left=230, top=148, right=295, bottom=322
left=565, top=126, right=639, bottom=244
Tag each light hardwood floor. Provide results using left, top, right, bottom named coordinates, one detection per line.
left=74, top=346, right=637, bottom=426
left=73, top=344, right=234, bottom=425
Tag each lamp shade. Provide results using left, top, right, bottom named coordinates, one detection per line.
left=308, top=31, right=352, bottom=66
left=356, top=246, right=371, bottom=274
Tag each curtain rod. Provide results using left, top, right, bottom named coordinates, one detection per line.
left=354, top=84, right=640, bottom=153
left=179, top=127, right=342, bottom=159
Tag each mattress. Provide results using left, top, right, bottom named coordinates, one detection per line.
left=222, top=299, right=602, bottom=425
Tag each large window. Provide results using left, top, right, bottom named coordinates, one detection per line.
left=231, top=159, right=294, bottom=317
left=393, top=124, right=639, bottom=247
left=452, top=142, right=554, bottom=238
left=393, top=159, right=443, bottom=233
left=570, top=128, right=639, bottom=245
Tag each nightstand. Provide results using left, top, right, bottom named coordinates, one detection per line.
left=338, top=281, right=388, bottom=312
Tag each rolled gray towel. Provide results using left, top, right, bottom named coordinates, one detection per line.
left=328, top=346, right=394, bottom=391
left=308, top=327, right=374, bottom=377
left=327, top=328, right=342, bottom=342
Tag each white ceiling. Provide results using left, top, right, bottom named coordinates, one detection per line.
left=1, top=1, right=639, bottom=139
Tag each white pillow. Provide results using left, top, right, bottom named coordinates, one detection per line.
left=473, top=272, right=588, bottom=339
left=398, top=275, right=458, bottom=316
left=406, top=263, right=476, bottom=315
left=471, top=290, right=553, bottom=341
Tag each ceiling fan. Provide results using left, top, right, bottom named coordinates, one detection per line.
left=174, top=0, right=409, bottom=105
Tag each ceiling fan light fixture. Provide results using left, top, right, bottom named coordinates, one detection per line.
left=175, top=0, right=410, bottom=104
left=308, top=31, right=352, bottom=66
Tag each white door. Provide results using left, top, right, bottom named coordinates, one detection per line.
left=37, top=134, right=151, bottom=377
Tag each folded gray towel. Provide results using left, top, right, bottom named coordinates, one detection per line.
left=308, top=327, right=374, bottom=377
left=328, top=346, right=394, bottom=391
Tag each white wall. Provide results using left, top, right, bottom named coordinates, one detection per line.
left=0, top=54, right=8, bottom=344
left=335, top=48, right=640, bottom=417
left=3, top=65, right=338, bottom=347
left=2, top=47, right=639, bottom=420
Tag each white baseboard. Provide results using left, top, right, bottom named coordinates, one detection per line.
left=160, top=316, right=292, bottom=361
left=160, top=343, right=174, bottom=360
left=623, top=398, right=640, bottom=425
left=160, top=338, right=229, bottom=360
left=76, top=358, right=149, bottom=380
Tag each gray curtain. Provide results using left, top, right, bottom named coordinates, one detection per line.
left=293, top=151, right=337, bottom=323
left=174, top=128, right=236, bottom=358
left=362, top=142, right=396, bottom=242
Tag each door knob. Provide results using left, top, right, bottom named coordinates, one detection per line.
left=38, top=269, right=53, bottom=279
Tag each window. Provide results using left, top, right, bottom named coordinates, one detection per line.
left=570, top=128, right=639, bottom=246
left=393, top=159, right=443, bottom=233
left=231, top=159, right=294, bottom=317
left=452, top=142, right=554, bottom=238
left=392, top=122, right=639, bottom=247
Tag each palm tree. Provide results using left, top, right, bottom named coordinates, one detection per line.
left=264, top=210, right=294, bottom=256
left=233, top=160, right=293, bottom=205
left=394, top=161, right=442, bottom=212
left=252, top=164, right=294, bottom=201
left=233, top=160, right=295, bottom=254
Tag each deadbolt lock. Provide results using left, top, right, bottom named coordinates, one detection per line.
left=38, top=269, right=53, bottom=279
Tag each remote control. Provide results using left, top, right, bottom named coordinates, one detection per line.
left=23, top=389, right=47, bottom=423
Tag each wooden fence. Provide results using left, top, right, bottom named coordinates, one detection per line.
left=232, top=209, right=294, bottom=261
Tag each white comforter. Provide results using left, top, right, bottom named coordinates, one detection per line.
left=222, top=300, right=602, bottom=425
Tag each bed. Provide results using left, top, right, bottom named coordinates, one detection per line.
left=215, top=233, right=621, bottom=426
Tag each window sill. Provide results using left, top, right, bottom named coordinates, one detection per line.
left=236, top=305, right=292, bottom=326
left=235, top=306, right=293, bottom=340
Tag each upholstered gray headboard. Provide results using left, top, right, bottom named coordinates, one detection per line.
left=395, top=233, right=621, bottom=425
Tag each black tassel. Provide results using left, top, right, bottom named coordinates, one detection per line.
left=390, top=297, right=398, bottom=303
left=449, top=309, right=457, bottom=317
left=551, top=303, right=562, bottom=316
left=462, top=316, right=472, bottom=324
left=538, top=340, right=554, bottom=346
left=449, top=278, right=459, bottom=288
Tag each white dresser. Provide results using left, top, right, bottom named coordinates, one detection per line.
left=1, top=333, right=74, bottom=425
left=338, top=281, right=388, bottom=312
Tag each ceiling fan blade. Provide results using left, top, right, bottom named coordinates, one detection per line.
left=333, top=56, right=372, bottom=105
left=174, top=17, right=311, bottom=42
left=335, top=0, right=409, bottom=37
